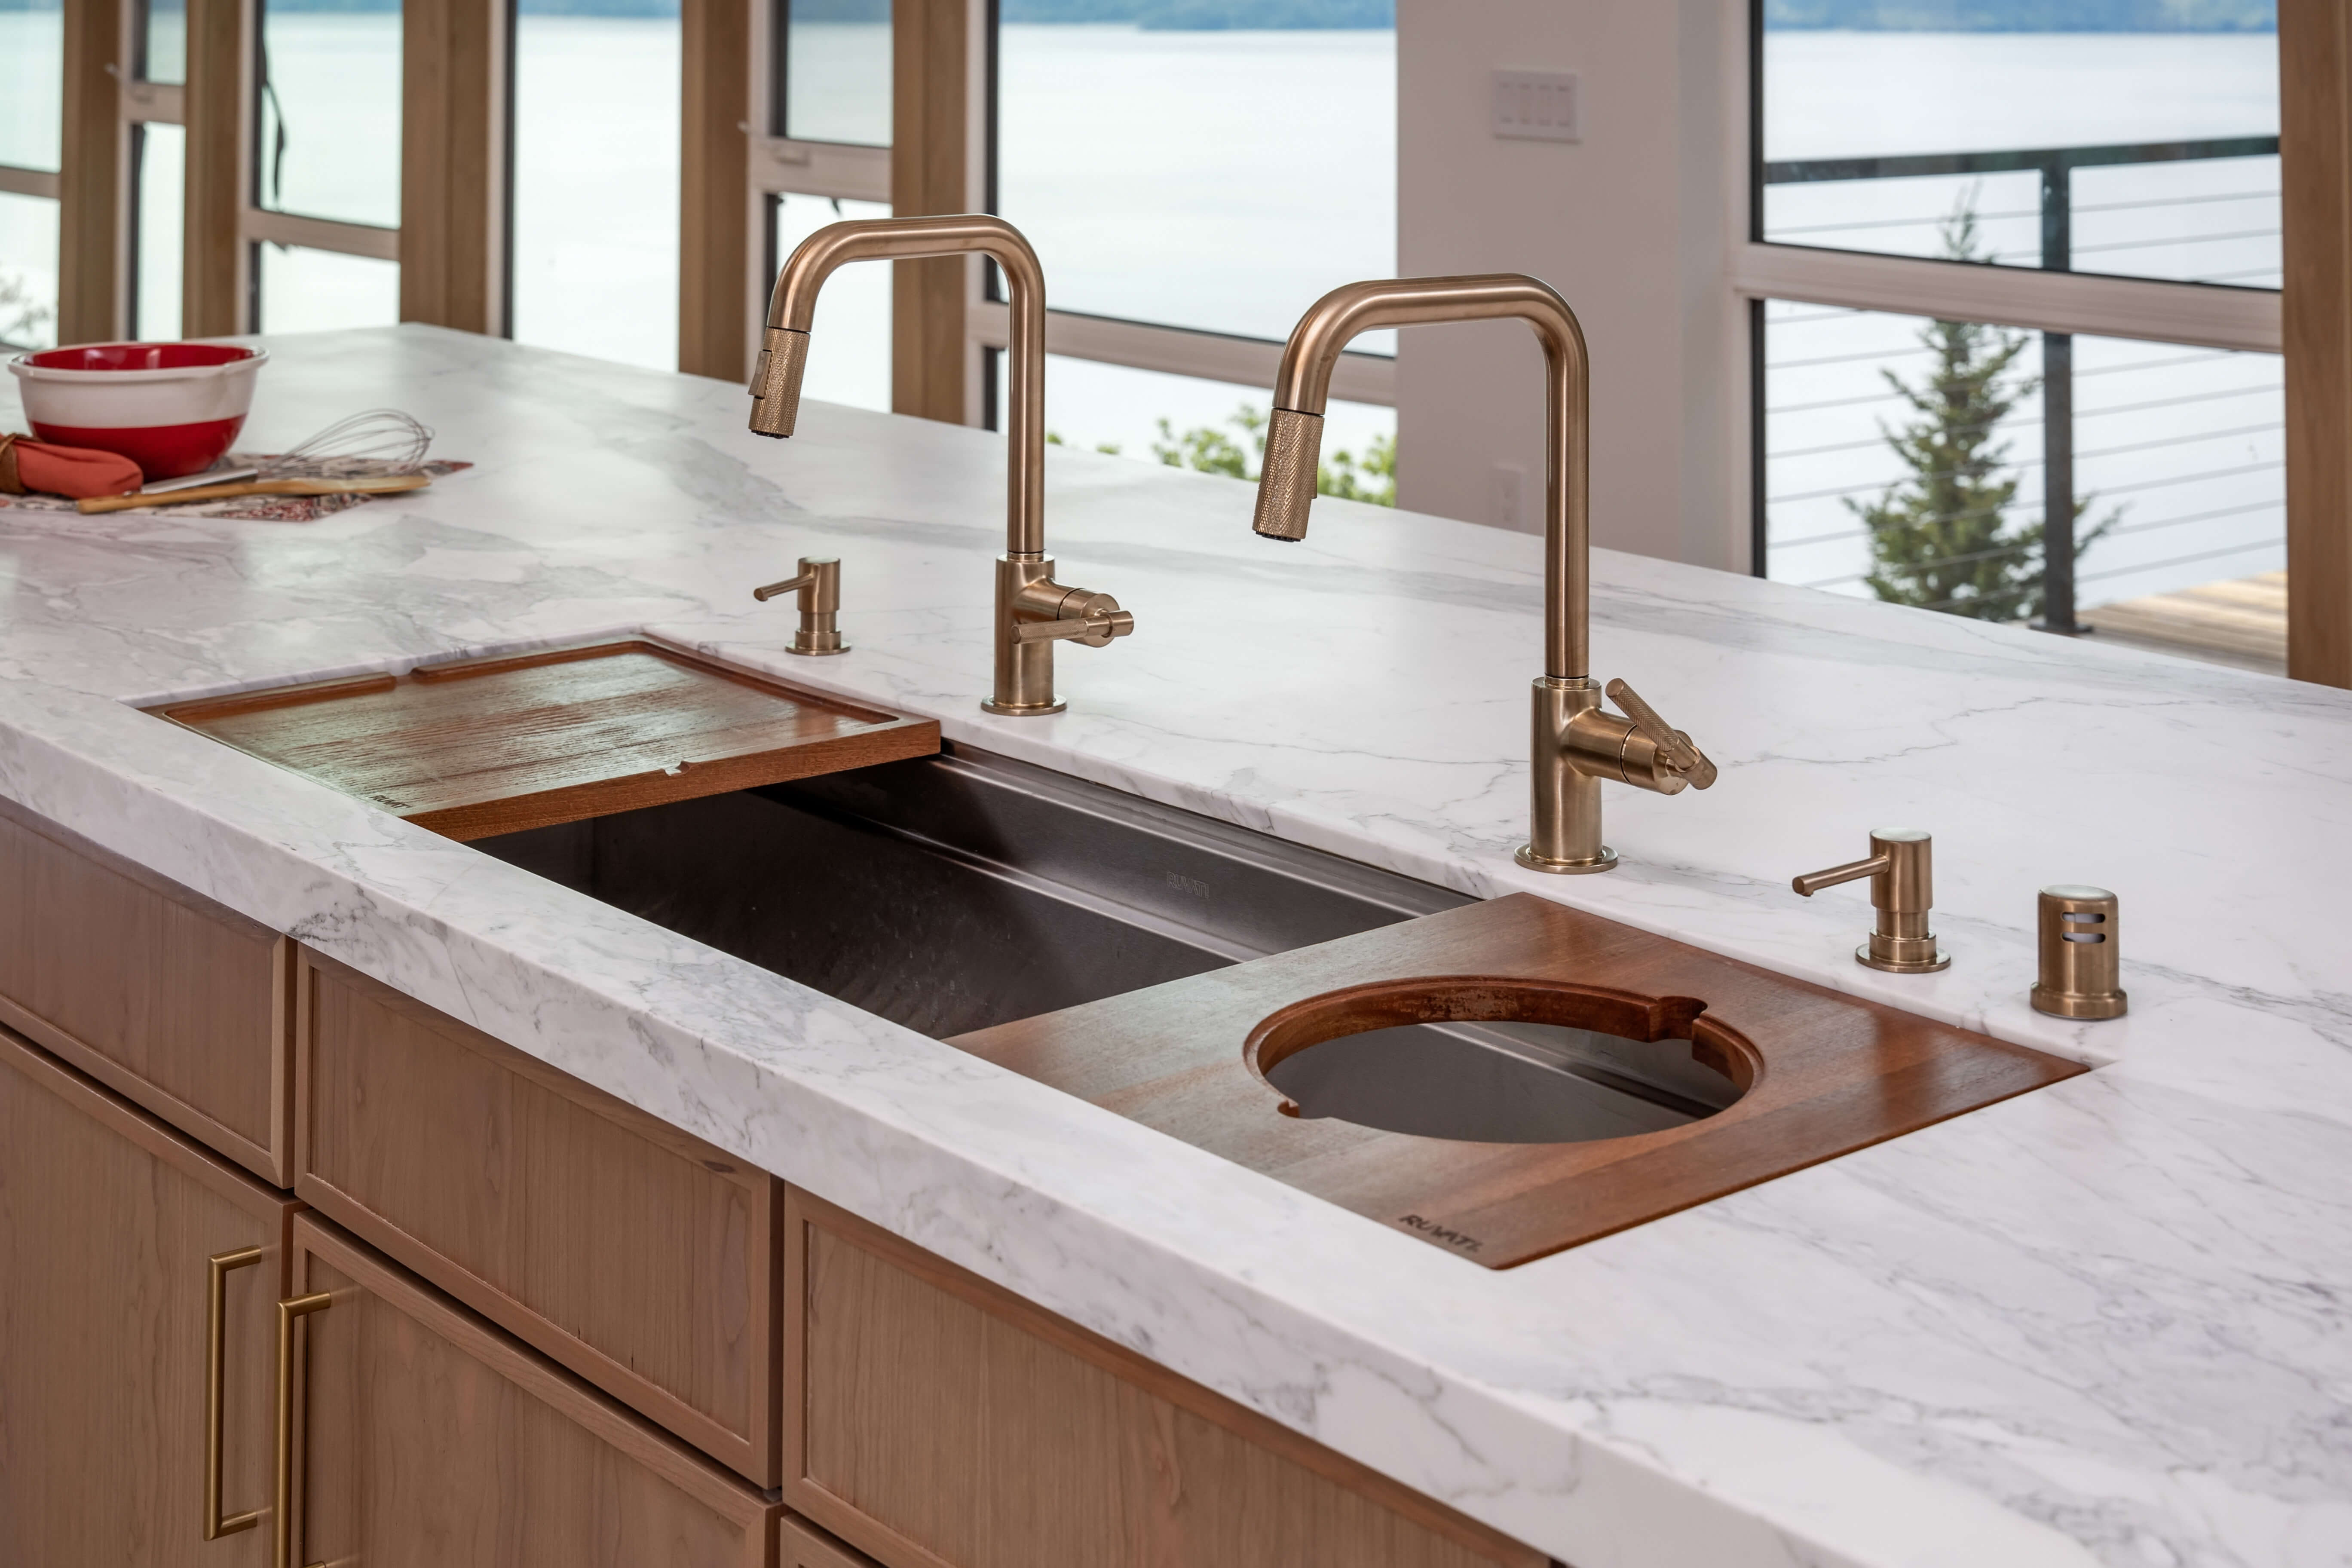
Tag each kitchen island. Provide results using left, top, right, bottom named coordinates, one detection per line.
left=1, top=325, right=2346, bottom=1568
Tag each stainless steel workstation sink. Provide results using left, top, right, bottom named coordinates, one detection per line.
left=475, top=745, right=1733, bottom=1145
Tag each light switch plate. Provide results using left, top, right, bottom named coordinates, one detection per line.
left=1493, top=70, right=1580, bottom=143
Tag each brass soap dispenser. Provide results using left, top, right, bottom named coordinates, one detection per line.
left=1791, top=829, right=1951, bottom=974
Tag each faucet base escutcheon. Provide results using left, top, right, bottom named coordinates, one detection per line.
left=1514, top=842, right=1619, bottom=875
left=1856, top=943, right=1951, bottom=975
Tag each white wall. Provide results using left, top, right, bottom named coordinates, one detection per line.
left=1395, top=0, right=1749, bottom=571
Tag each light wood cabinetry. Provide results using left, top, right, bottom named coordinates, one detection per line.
left=294, top=946, right=783, bottom=1486
left=784, top=1188, right=1545, bottom=1568
left=0, top=796, right=293, bottom=1186
left=0, top=793, right=1547, bottom=1567
left=288, top=1215, right=779, bottom=1568
left=0, top=1030, right=298, bottom=1568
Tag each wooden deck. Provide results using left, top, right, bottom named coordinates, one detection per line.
left=2079, top=571, right=2287, bottom=677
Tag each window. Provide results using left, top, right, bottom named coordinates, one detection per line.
left=511, top=0, right=682, bottom=369
left=1757, top=22, right=2279, bottom=287
left=1760, top=303, right=2282, bottom=625
left=1, top=0, right=63, bottom=350
left=999, top=354, right=1392, bottom=491
left=777, top=0, right=889, bottom=147
left=994, top=17, right=1396, bottom=344
left=256, top=244, right=401, bottom=333
left=985, top=6, right=1398, bottom=483
left=0, top=193, right=59, bottom=351
left=133, top=124, right=186, bottom=340
left=1746, top=2, right=2285, bottom=673
left=250, top=0, right=405, bottom=332
left=770, top=193, right=891, bottom=412
left=257, top=0, right=404, bottom=230
left=746, top=0, right=894, bottom=402
left=139, top=0, right=189, bottom=86
left=0, top=1, right=64, bottom=178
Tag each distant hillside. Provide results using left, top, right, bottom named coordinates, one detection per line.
left=1765, top=0, right=2272, bottom=27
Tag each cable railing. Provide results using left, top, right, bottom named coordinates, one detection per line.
left=1759, top=132, right=2282, bottom=629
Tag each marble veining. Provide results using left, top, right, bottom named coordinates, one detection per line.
left=3, top=326, right=2349, bottom=1568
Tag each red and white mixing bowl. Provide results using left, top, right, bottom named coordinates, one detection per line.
left=7, top=342, right=269, bottom=481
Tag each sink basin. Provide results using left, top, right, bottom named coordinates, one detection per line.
left=1258, top=980, right=1746, bottom=1144
left=475, top=744, right=1718, bottom=1133
left=480, top=744, right=2081, bottom=1266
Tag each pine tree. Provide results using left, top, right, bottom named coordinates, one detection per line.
left=1848, top=207, right=2113, bottom=619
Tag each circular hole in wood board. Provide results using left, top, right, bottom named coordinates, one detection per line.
left=1245, top=977, right=1755, bottom=1146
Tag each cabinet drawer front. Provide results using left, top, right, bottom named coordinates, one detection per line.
left=785, top=1190, right=1544, bottom=1568
left=294, top=948, right=780, bottom=1485
left=0, top=799, right=291, bottom=1184
left=0, top=1031, right=297, bottom=1568
left=291, top=1216, right=777, bottom=1568
left=785, top=1515, right=888, bottom=1568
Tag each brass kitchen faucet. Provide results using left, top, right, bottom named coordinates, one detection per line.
left=748, top=213, right=1134, bottom=716
left=1249, top=275, right=1716, bottom=871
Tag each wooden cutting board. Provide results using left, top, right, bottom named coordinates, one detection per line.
left=951, top=893, right=2084, bottom=1268
left=149, top=640, right=939, bottom=840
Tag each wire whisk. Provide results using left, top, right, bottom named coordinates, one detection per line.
left=257, top=409, right=435, bottom=478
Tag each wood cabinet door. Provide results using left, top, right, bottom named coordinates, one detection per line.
left=785, top=1188, right=1544, bottom=1568
left=0, top=796, right=293, bottom=1185
left=0, top=1030, right=297, bottom=1567
left=294, top=946, right=781, bottom=1485
left=288, top=1215, right=777, bottom=1568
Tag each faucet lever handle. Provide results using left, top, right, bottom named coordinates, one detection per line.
left=1014, top=608, right=1135, bottom=647
left=1604, top=679, right=1717, bottom=790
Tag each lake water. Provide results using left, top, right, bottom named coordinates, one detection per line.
left=0, top=21, right=2285, bottom=606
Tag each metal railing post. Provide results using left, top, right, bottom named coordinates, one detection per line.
left=2039, top=156, right=2081, bottom=634
left=2040, top=330, right=2079, bottom=633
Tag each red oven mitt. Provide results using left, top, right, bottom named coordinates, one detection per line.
left=0, top=433, right=146, bottom=500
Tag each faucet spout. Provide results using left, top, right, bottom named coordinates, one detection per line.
left=1250, top=276, right=1590, bottom=680
left=748, top=214, right=1131, bottom=714
left=1248, top=275, right=1712, bottom=873
left=749, top=213, right=1047, bottom=557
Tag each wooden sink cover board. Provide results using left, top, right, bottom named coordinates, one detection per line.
left=952, top=894, right=2084, bottom=1268
left=149, top=643, right=2075, bottom=1267
left=147, top=640, right=940, bottom=841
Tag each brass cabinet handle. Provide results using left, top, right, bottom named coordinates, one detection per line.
left=272, top=1291, right=334, bottom=1568
left=204, top=1247, right=266, bottom=1540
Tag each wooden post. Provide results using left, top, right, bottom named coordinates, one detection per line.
left=2284, top=0, right=2352, bottom=688
left=399, top=0, right=507, bottom=334
left=182, top=0, right=250, bottom=337
left=58, top=0, right=131, bottom=344
left=679, top=0, right=751, bottom=380
left=891, top=0, right=971, bottom=424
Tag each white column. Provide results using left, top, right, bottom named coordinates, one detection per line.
left=1395, top=0, right=1749, bottom=570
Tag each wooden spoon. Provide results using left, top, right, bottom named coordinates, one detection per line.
left=77, top=472, right=432, bottom=515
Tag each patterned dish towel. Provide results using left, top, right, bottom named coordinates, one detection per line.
left=0, top=454, right=472, bottom=522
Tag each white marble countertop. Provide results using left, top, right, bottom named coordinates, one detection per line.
left=4, top=325, right=2348, bottom=1568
